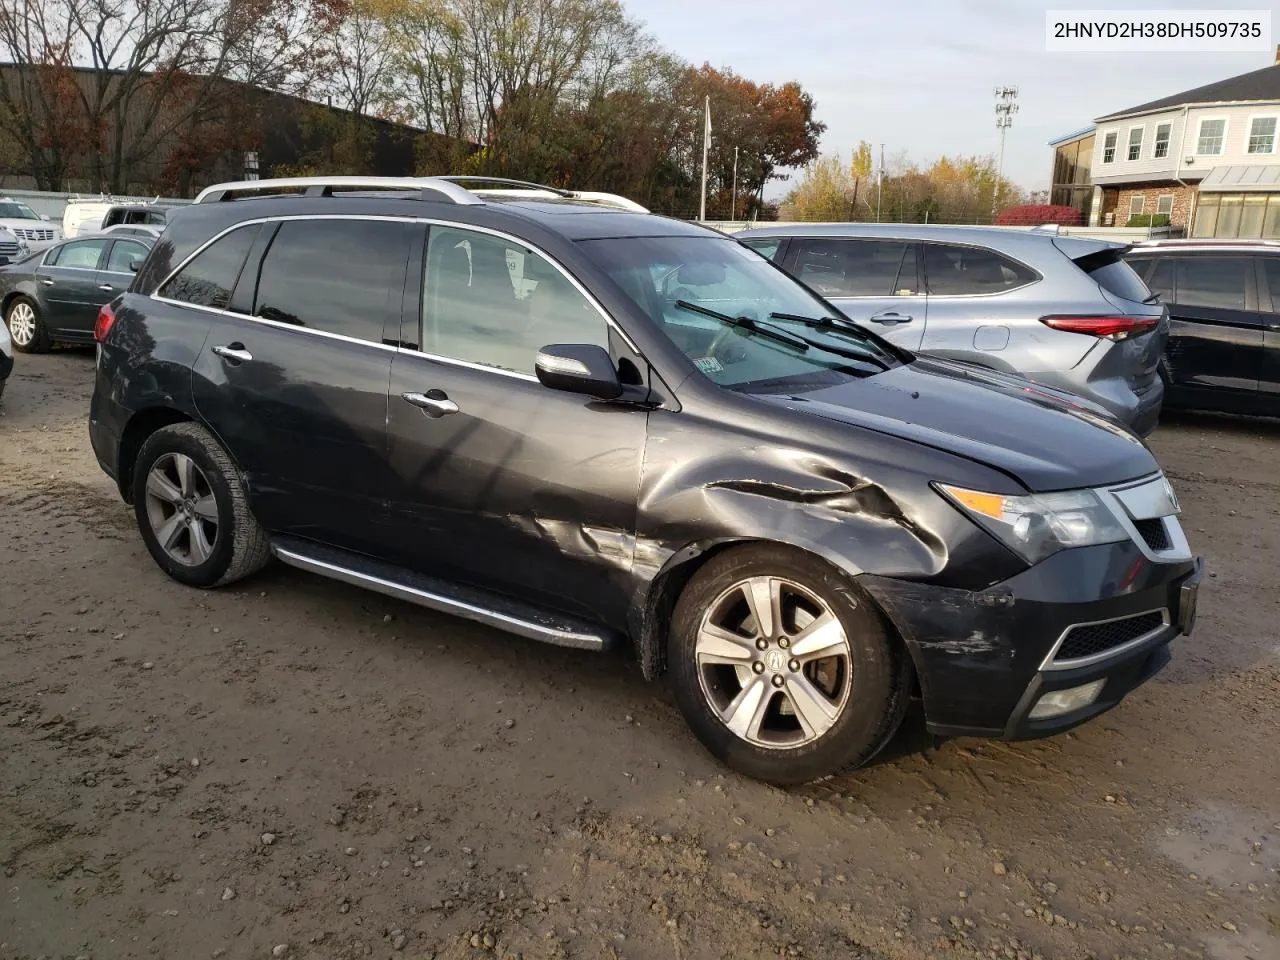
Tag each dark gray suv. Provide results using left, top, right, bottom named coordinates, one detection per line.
left=89, top=177, right=1201, bottom=785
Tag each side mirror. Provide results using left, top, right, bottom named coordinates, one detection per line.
left=40, top=214, right=50, bottom=221
left=129, top=258, right=141, bottom=272
left=535, top=344, right=622, bottom=400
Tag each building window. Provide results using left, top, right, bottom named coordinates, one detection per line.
left=1193, top=192, right=1280, bottom=238
left=1197, top=118, right=1227, bottom=155
left=1127, top=126, right=1144, bottom=160
left=1156, top=194, right=1174, bottom=217
left=1102, top=131, right=1118, bottom=163
left=1248, top=117, right=1277, bottom=154
left=1129, top=195, right=1145, bottom=217
left=1153, top=123, right=1172, bottom=159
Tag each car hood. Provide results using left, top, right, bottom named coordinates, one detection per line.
left=757, top=356, right=1159, bottom=492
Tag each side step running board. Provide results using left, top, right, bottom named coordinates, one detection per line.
left=271, top=537, right=617, bottom=652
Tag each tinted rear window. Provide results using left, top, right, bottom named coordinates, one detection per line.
left=160, top=224, right=258, bottom=310
left=1076, top=250, right=1151, bottom=303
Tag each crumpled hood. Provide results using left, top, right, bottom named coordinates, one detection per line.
left=759, top=356, right=1160, bottom=492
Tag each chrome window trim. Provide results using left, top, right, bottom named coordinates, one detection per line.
left=153, top=213, right=642, bottom=357
left=1039, top=608, right=1172, bottom=672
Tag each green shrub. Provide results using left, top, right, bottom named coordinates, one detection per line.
left=1126, top=213, right=1171, bottom=227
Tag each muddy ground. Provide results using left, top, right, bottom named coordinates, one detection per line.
left=0, top=349, right=1276, bottom=960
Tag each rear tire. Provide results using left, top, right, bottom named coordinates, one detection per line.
left=669, top=544, right=911, bottom=785
left=6, top=296, right=50, bottom=353
left=131, top=422, right=271, bottom=588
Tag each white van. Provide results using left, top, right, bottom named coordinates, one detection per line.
left=63, top=199, right=167, bottom=238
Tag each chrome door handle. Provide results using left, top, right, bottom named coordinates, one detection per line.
left=98, top=283, right=113, bottom=291
left=211, top=344, right=253, bottom=363
left=402, top=391, right=459, bottom=416
left=40, top=278, right=53, bottom=285
left=869, top=312, right=912, bottom=324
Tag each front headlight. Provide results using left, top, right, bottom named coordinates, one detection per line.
left=936, top=483, right=1127, bottom=564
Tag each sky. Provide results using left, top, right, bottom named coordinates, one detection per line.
left=624, top=0, right=1280, bottom=197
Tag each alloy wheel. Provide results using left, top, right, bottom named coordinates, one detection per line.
left=8, top=301, right=35, bottom=346
left=695, top=575, right=853, bottom=748
left=143, top=453, right=219, bottom=566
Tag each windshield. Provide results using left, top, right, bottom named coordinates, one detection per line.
left=0, top=202, right=40, bottom=220
left=577, top=235, right=900, bottom=389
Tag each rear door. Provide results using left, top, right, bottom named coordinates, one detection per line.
left=781, top=237, right=925, bottom=349
left=1141, top=254, right=1263, bottom=408
left=41, top=237, right=110, bottom=336
left=98, top=238, right=150, bottom=302
left=917, top=241, right=1042, bottom=363
left=188, top=216, right=416, bottom=554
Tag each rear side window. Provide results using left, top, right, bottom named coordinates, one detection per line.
left=1076, top=250, right=1151, bottom=303
left=253, top=218, right=415, bottom=342
left=1175, top=258, right=1250, bottom=310
left=923, top=243, right=1037, bottom=296
left=160, top=224, right=258, bottom=310
left=791, top=238, right=918, bottom=296
left=740, top=238, right=782, bottom=262
left=50, top=238, right=108, bottom=269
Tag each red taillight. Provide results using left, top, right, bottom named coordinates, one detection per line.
left=94, top=302, right=116, bottom=343
left=1040, top=314, right=1159, bottom=341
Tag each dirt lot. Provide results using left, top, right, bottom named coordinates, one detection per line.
left=0, top=350, right=1276, bottom=960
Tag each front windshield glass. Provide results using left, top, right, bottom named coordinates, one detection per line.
left=577, top=235, right=900, bottom=390
left=0, top=202, right=40, bottom=220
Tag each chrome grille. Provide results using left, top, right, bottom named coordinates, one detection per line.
left=1056, top=611, right=1166, bottom=663
left=0, top=241, right=20, bottom=256
left=13, top=228, right=53, bottom=240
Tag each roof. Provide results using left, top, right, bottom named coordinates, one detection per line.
left=1097, top=62, right=1280, bottom=121
left=1048, top=125, right=1095, bottom=146
left=1197, top=164, right=1280, bottom=192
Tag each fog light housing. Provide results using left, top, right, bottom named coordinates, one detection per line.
left=1029, top=679, right=1106, bottom=720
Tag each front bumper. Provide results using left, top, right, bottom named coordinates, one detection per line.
left=861, top=544, right=1202, bottom=740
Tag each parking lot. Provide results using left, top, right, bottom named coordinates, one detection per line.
left=0, top=350, right=1276, bottom=960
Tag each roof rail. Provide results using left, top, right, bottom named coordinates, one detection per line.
left=194, top=176, right=483, bottom=205
left=192, top=174, right=648, bottom=212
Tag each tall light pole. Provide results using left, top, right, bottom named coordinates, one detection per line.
left=876, top=142, right=884, bottom=223
left=731, top=146, right=739, bottom=221
left=994, top=86, right=1018, bottom=217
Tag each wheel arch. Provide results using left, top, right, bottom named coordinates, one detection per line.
left=116, top=406, right=197, bottom=503
left=631, top=536, right=916, bottom=686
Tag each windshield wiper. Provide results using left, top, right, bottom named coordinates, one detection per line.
left=767, top=311, right=893, bottom=370
left=674, top=300, right=809, bottom=350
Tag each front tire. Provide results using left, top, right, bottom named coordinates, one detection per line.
left=131, top=422, right=271, bottom=588
left=6, top=296, right=50, bottom=353
left=669, top=545, right=911, bottom=785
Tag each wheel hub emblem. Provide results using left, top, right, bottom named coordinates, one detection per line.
left=764, top=648, right=788, bottom=673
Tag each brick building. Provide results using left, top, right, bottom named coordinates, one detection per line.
left=1051, top=48, right=1280, bottom=238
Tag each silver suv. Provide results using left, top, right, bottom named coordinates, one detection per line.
left=735, top=224, right=1168, bottom=436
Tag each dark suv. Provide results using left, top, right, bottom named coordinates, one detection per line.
left=1125, top=239, right=1280, bottom=416
left=90, top=176, right=1202, bottom=785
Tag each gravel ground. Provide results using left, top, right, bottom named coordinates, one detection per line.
left=1, top=349, right=1277, bottom=960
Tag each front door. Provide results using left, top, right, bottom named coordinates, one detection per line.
left=1145, top=255, right=1263, bottom=410
left=42, top=237, right=110, bottom=337
left=384, top=223, right=647, bottom=625
left=97, top=238, right=150, bottom=303
left=781, top=237, right=927, bottom=349
left=185, top=217, right=418, bottom=553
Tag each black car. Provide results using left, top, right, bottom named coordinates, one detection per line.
left=89, top=176, right=1202, bottom=785
left=1125, top=239, right=1280, bottom=416
left=2, top=233, right=154, bottom=352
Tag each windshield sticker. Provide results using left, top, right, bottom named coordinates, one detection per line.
left=693, top=356, right=724, bottom=374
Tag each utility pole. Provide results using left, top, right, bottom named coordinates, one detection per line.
left=876, top=143, right=884, bottom=223
left=699, top=95, right=710, bottom=221
left=994, top=86, right=1019, bottom=218
left=731, top=146, right=739, bottom=221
